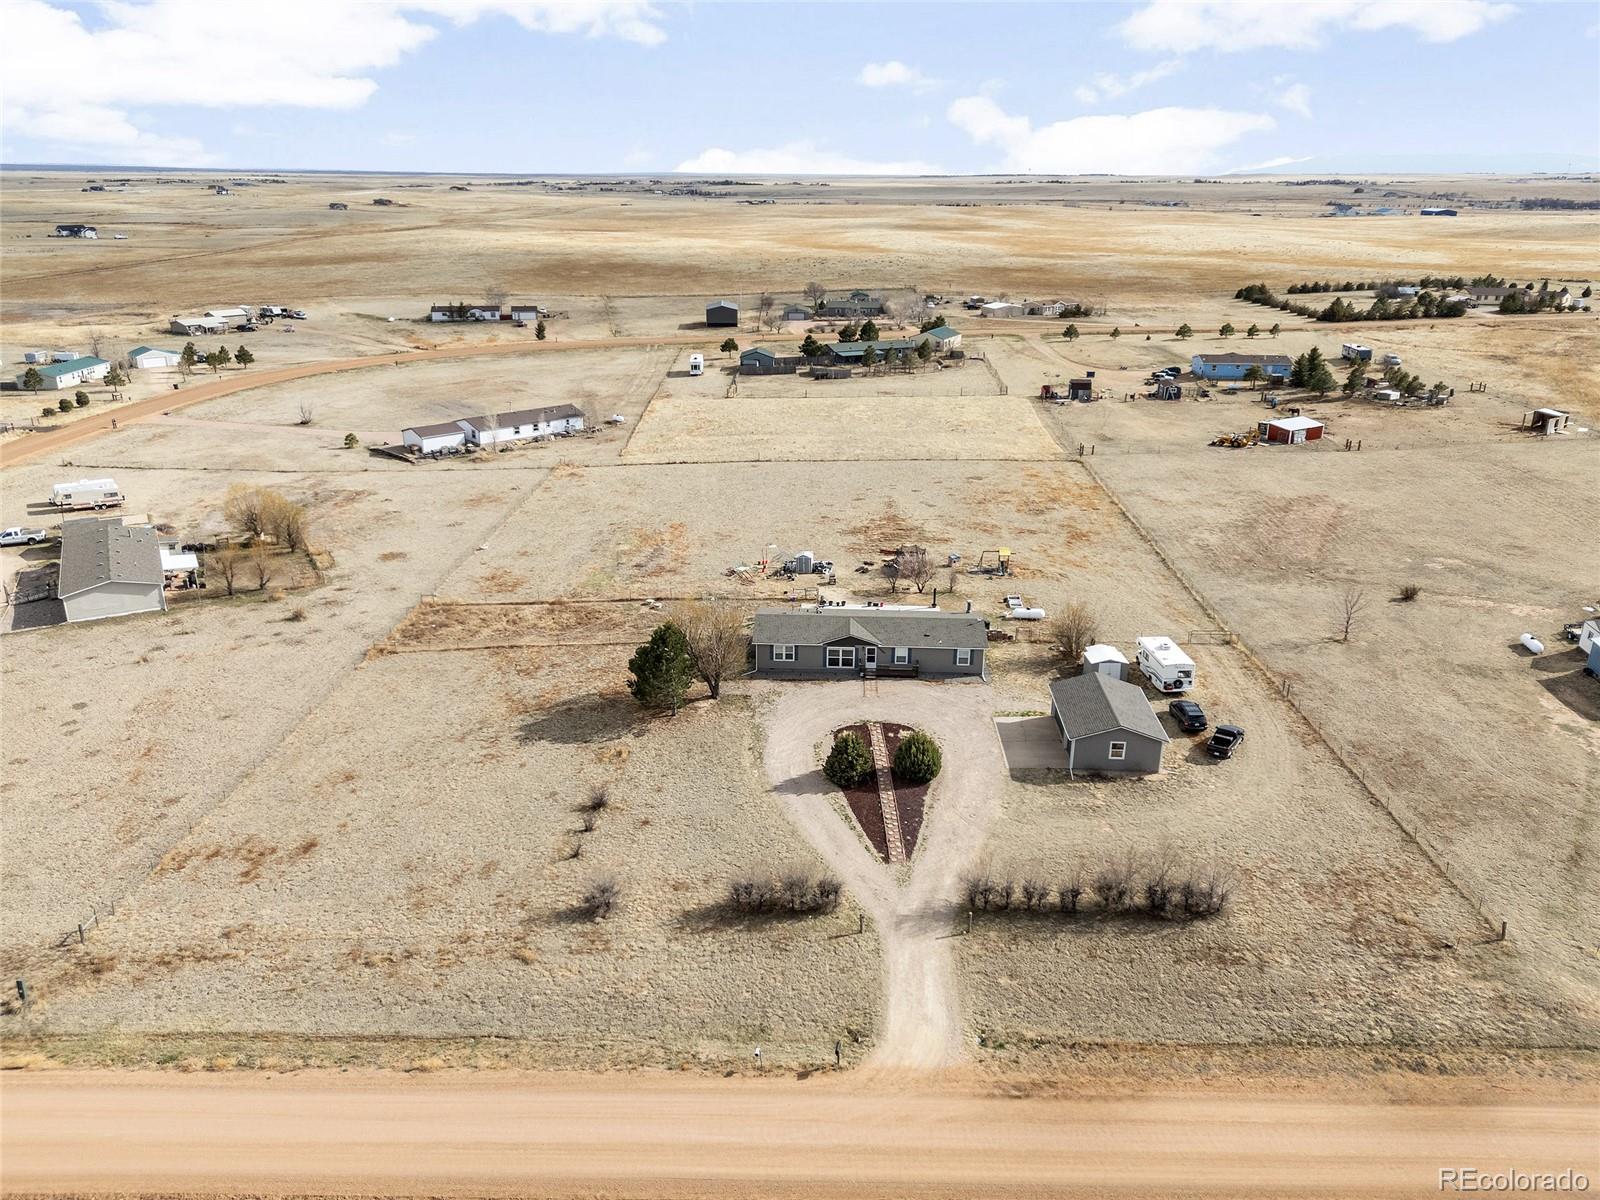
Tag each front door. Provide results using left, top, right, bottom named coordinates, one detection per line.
left=863, top=647, right=878, bottom=671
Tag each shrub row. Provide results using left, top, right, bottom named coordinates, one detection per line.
left=728, top=871, right=842, bottom=916
left=962, top=859, right=1231, bottom=922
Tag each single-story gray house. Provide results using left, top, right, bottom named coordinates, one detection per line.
left=1048, top=672, right=1169, bottom=776
left=57, top=516, right=168, bottom=624
left=706, top=300, right=740, bottom=327
left=739, top=346, right=814, bottom=374
left=751, top=605, right=988, bottom=680
left=818, top=291, right=885, bottom=319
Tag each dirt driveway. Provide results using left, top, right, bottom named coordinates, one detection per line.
left=758, top=680, right=1005, bottom=1069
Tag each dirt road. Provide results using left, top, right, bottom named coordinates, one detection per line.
left=0, top=333, right=716, bottom=470
left=3, top=1071, right=1593, bottom=1199
left=759, top=682, right=1007, bottom=1069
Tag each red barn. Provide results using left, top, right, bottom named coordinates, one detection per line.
left=1259, top=415, right=1324, bottom=445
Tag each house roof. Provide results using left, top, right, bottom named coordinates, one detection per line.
left=752, top=606, right=987, bottom=650
left=1266, top=415, right=1324, bottom=431
left=829, top=335, right=926, bottom=357
left=1193, top=353, right=1293, bottom=368
left=403, top=421, right=466, bottom=439
left=707, top=299, right=739, bottom=310
left=1081, top=643, right=1128, bottom=664
left=1048, top=673, right=1169, bottom=743
left=57, top=517, right=163, bottom=599
left=460, top=403, right=584, bottom=431
left=925, top=325, right=959, bottom=340
left=30, top=356, right=108, bottom=378
left=742, top=345, right=799, bottom=361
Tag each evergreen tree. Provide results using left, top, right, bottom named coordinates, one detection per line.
left=1175, top=323, right=1193, bottom=339
left=216, top=344, right=232, bottom=366
left=1269, top=322, right=1281, bottom=337
left=1108, top=327, right=1121, bottom=340
left=1242, top=364, right=1264, bottom=389
left=838, top=323, right=859, bottom=342
left=1246, top=323, right=1259, bottom=338
left=74, top=389, right=91, bottom=407
left=799, top=333, right=824, bottom=358
left=627, top=623, right=694, bottom=715
left=1343, top=363, right=1365, bottom=395
left=858, top=319, right=879, bottom=342
left=1063, top=324, right=1080, bottom=341
left=21, top=367, right=44, bottom=394
left=180, top=341, right=198, bottom=368
left=1304, top=347, right=1335, bottom=394
left=535, top=319, right=547, bottom=340
left=235, top=346, right=254, bottom=368
left=861, top=344, right=878, bottom=369
left=915, top=338, right=933, bottom=362
left=824, top=732, right=874, bottom=789
left=719, top=338, right=738, bottom=355
left=104, top=365, right=128, bottom=389
left=1219, top=322, right=1235, bottom=338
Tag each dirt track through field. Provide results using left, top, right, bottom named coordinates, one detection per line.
left=3, top=1071, right=1594, bottom=1199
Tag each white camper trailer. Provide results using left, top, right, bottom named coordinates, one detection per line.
left=688, top=353, right=705, bottom=377
left=50, top=478, right=125, bottom=512
left=1135, top=635, right=1195, bottom=694
left=1341, top=344, right=1372, bottom=362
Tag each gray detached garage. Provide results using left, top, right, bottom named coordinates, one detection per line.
left=1048, top=673, right=1169, bottom=776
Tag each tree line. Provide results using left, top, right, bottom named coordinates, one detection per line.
left=1235, top=282, right=1466, bottom=323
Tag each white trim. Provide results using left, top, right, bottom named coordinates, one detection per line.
left=826, top=646, right=856, bottom=670
left=954, top=648, right=973, bottom=667
left=771, top=644, right=796, bottom=662
left=893, top=646, right=909, bottom=665
left=1108, top=741, right=1127, bottom=761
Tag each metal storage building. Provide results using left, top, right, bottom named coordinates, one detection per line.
left=706, top=300, right=740, bottom=327
left=1259, top=415, right=1325, bottom=444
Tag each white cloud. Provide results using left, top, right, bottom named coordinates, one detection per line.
left=1277, top=82, right=1313, bottom=118
left=1225, top=154, right=1315, bottom=173
left=675, top=141, right=939, bottom=176
left=1118, top=0, right=1514, bottom=53
left=947, top=96, right=1274, bottom=174
left=1072, top=59, right=1181, bottom=104
left=857, top=60, right=936, bottom=91
left=0, top=0, right=666, bottom=164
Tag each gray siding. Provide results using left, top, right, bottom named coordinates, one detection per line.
left=756, top=639, right=983, bottom=679
left=62, top=581, right=166, bottom=624
left=1051, top=705, right=1164, bottom=774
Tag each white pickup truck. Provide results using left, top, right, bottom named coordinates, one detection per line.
left=0, top=526, right=51, bottom=546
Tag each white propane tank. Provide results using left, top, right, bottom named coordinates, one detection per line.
left=1008, top=607, right=1046, bottom=621
left=1519, top=633, right=1544, bottom=654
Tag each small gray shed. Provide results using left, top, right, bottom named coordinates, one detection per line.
left=1048, top=673, right=1168, bottom=776
left=706, top=300, right=740, bottom=327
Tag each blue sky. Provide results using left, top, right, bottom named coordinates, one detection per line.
left=3, top=0, right=1597, bottom=173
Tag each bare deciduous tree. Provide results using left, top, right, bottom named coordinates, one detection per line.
left=296, top=400, right=314, bottom=426
left=206, top=546, right=243, bottom=596
left=1337, top=587, right=1366, bottom=643
left=1048, top=602, right=1098, bottom=665
left=669, top=599, right=745, bottom=699
left=891, top=545, right=933, bottom=593
left=803, top=281, right=827, bottom=308
left=247, top=544, right=276, bottom=591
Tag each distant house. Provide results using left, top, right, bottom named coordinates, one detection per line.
left=924, top=325, right=962, bottom=350
left=706, top=300, right=740, bottom=327
left=818, top=291, right=886, bottom=319
left=128, top=346, right=182, bottom=370
left=328, top=202, right=348, bottom=211
left=429, top=303, right=501, bottom=322
left=1419, top=207, right=1458, bottom=216
left=1259, top=415, right=1325, bottom=444
left=203, top=306, right=250, bottom=321
left=507, top=304, right=542, bottom=322
left=980, top=299, right=1067, bottom=318
left=53, top=224, right=97, bottom=238
left=781, top=305, right=812, bottom=322
left=57, top=516, right=167, bottom=624
left=15, top=356, right=110, bottom=391
left=401, top=421, right=469, bottom=454
left=1048, top=673, right=1169, bottom=776
left=213, top=185, right=232, bottom=196
left=1191, top=353, right=1293, bottom=382
left=739, top=327, right=958, bottom=374
left=457, top=403, right=584, bottom=447
left=170, top=315, right=229, bottom=335
left=751, top=605, right=989, bottom=680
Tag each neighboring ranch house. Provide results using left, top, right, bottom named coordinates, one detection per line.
left=1259, top=415, right=1325, bottom=444
left=980, top=299, right=1067, bottom=318
left=1191, top=353, right=1293, bottom=382
left=739, top=346, right=812, bottom=374
left=203, top=307, right=251, bottom=321
left=751, top=605, right=989, bottom=680
left=706, top=300, right=740, bottom=327
left=16, top=356, right=110, bottom=390
left=508, top=304, right=541, bottom=322
left=781, top=305, right=812, bottom=322
left=457, top=403, right=584, bottom=447
left=328, top=202, right=348, bottom=210
left=818, top=291, right=886, bottom=319
left=127, top=346, right=182, bottom=370
left=429, top=303, right=502, bottom=322
left=170, top=315, right=229, bottom=336
left=57, top=516, right=167, bottom=624
left=1048, top=673, right=1169, bottom=777
left=401, top=421, right=469, bottom=454
left=738, top=328, right=959, bottom=374
left=54, top=224, right=97, bottom=238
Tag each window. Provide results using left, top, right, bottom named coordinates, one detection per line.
left=771, top=644, right=796, bottom=662
left=955, top=648, right=973, bottom=667
left=1108, top=742, right=1127, bottom=761
left=893, top=647, right=909, bottom=665
left=826, top=646, right=856, bottom=669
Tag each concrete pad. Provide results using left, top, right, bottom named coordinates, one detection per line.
left=995, top=715, right=1069, bottom=771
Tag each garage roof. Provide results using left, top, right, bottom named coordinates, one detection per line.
left=1048, top=673, right=1169, bottom=743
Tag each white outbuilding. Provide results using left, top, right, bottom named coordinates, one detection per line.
left=401, top=421, right=469, bottom=454
left=128, top=345, right=183, bottom=369
left=1080, top=643, right=1129, bottom=680
left=457, top=404, right=584, bottom=447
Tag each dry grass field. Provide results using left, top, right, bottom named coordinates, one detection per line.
left=3, top=169, right=1596, bottom=1076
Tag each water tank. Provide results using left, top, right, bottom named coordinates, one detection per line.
left=791, top=551, right=813, bottom=574
left=1519, top=633, right=1544, bottom=654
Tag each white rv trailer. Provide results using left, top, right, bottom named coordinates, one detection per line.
left=1135, top=635, right=1195, bottom=693
left=50, top=478, right=125, bottom=511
